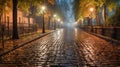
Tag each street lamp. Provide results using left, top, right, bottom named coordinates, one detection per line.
left=53, top=14, right=57, bottom=17
left=53, top=14, right=57, bottom=30
left=89, top=7, right=94, bottom=25
left=42, top=6, right=45, bottom=11
left=41, top=6, right=46, bottom=33
left=57, top=18, right=61, bottom=28
left=57, top=18, right=61, bottom=21
left=89, top=7, right=94, bottom=32
left=90, top=7, right=94, bottom=12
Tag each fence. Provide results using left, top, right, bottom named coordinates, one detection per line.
left=82, top=26, right=120, bottom=41
left=0, top=23, right=37, bottom=40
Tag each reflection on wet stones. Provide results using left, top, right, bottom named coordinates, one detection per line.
left=0, top=29, right=120, bottom=67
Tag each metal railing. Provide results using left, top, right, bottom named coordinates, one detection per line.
left=0, top=23, right=37, bottom=41
left=81, top=26, right=120, bottom=41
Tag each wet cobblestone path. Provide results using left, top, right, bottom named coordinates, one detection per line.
left=0, top=28, right=120, bottom=67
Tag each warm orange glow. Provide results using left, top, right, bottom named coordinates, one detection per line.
left=53, top=14, right=57, bottom=17
left=57, top=18, right=61, bottom=22
left=90, top=7, right=94, bottom=12
left=37, top=29, right=42, bottom=33
left=42, top=6, right=46, bottom=11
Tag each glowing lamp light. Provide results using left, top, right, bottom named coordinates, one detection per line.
left=42, top=6, right=45, bottom=11
left=53, top=14, right=57, bottom=17
left=90, top=7, right=94, bottom=12
left=57, top=19, right=61, bottom=22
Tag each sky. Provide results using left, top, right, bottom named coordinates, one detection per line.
left=56, top=0, right=75, bottom=23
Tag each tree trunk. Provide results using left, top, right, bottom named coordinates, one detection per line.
left=3, top=8, right=7, bottom=37
left=0, top=15, right=2, bottom=25
left=95, top=6, right=100, bottom=26
left=12, top=0, right=19, bottom=39
left=42, top=11, right=45, bottom=33
left=0, top=15, right=2, bottom=38
left=103, top=4, right=108, bottom=27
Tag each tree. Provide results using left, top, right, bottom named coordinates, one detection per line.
left=100, top=0, right=119, bottom=26
left=73, top=0, right=80, bottom=20
left=73, top=0, right=119, bottom=26
left=12, top=0, right=19, bottom=39
left=12, top=0, right=57, bottom=39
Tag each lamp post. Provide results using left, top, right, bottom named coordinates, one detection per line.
left=60, top=21, right=63, bottom=28
left=41, top=6, right=45, bottom=33
left=89, top=7, right=94, bottom=32
left=57, top=18, right=61, bottom=28
left=53, top=14, right=56, bottom=30
left=90, top=7, right=94, bottom=25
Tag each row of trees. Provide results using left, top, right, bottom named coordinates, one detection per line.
left=73, top=0, right=120, bottom=26
left=0, top=0, right=56, bottom=40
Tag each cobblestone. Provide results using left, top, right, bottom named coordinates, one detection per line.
left=0, top=28, right=120, bottom=67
